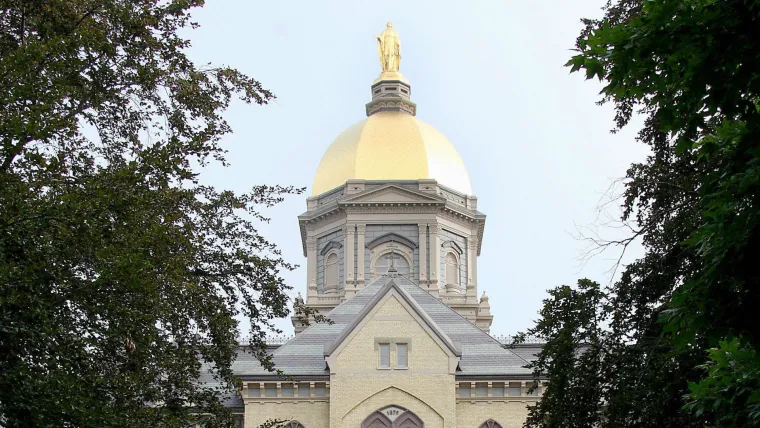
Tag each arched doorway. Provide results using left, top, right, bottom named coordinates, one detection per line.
left=362, top=406, right=423, bottom=428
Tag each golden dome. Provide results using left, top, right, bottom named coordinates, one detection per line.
left=312, top=111, right=472, bottom=195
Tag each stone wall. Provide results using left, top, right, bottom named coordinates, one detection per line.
left=244, top=400, right=329, bottom=428
left=455, top=400, right=532, bottom=428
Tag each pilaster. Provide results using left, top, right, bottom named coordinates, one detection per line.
left=428, top=223, right=442, bottom=298
left=417, top=223, right=428, bottom=287
left=306, top=235, right=318, bottom=299
left=344, top=225, right=356, bottom=294
left=356, top=224, right=366, bottom=288
left=466, top=234, right=479, bottom=304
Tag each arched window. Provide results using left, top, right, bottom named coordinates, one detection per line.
left=374, top=252, right=410, bottom=276
left=444, top=252, right=460, bottom=292
left=479, top=420, right=502, bottom=428
left=284, top=421, right=305, bottom=428
left=362, top=407, right=423, bottom=428
left=324, top=252, right=339, bottom=294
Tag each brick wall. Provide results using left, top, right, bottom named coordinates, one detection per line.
left=330, top=294, right=456, bottom=428
left=456, top=400, right=531, bottom=428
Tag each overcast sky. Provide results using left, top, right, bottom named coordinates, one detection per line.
left=187, top=0, right=649, bottom=337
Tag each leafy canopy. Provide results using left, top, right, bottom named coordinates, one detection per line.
left=1, top=1, right=303, bottom=426
left=517, top=0, right=760, bottom=426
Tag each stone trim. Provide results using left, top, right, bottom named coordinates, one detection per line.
left=441, top=240, right=463, bottom=254
left=319, top=240, right=343, bottom=255
left=365, top=232, right=418, bottom=250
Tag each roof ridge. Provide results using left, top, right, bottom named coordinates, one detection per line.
left=322, top=277, right=461, bottom=357
left=392, top=279, right=528, bottom=363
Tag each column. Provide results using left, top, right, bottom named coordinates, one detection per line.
left=428, top=223, right=441, bottom=297
left=344, top=225, right=355, bottom=294
left=417, top=223, right=428, bottom=288
left=306, top=235, right=318, bottom=299
left=356, top=224, right=366, bottom=289
left=467, top=234, right=479, bottom=303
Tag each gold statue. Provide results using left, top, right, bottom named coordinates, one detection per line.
left=376, top=22, right=401, bottom=72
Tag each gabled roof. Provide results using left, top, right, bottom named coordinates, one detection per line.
left=233, top=276, right=535, bottom=378
left=322, top=279, right=461, bottom=357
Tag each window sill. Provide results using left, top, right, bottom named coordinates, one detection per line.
left=395, top=366, right=408, bottom=370
left=377, top=367, right=391, bottom=370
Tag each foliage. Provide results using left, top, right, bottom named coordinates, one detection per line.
left=517, top=0, right=760, bottom=426
left=0, top=1, right=302, bottom=426
left=685, top=338, right=760, bottom=426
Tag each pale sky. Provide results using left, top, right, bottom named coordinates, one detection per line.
left=187, top=0, right=648, bottom=337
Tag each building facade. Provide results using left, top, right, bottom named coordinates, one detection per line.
left=216, top=23, right=543, bottom=428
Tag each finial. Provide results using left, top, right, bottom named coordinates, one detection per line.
left=480, top=291, right=489, bottom=303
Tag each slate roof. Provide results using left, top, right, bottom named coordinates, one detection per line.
left=229, top=276, right=539, bottom=378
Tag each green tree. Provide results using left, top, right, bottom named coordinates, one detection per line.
left=1, top=1, right=302, bottom=426
left=517, top=0, right=760, bottom=426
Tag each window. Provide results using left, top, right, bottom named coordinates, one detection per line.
left=445, top=252, right=460, bottom=287
left=396, top=343, right=408, bottom=368
left=281, top=383, right=294, bottom=397
left=324, top=252, right=339, bottom=293
left=247, top=383, right=260, bottom=397
left=475, top=382, right=488, bottom=397
left=492, top=382, right=505, bottom=397
left=314, top=383, right=326, bottom=396
left=508, top=382, right=522, bottom=396
left=527, top=382, right=538, bottom=396
left=374, top=252, right=410, bottom=276
left=264, top=383, right=277, bottom=397
left=459, top=382, right=472, bottom=397
left=378, top=344, right=390, bottom=368
left=298, top=382, right=310, bottom=397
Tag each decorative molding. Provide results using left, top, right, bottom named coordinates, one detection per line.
left=319, top=240, right=343, bottom=255
left=340, top=184, right=444, bottom=205
left=365, top=98, right=417, bottom=116
left=468, top=235, right=479, bottom=250
left=344, top=206, right=440, bottom=215
left=305, top=237, right=317, bottom=252
left=441, top=240, right=464, bottom=254
left=365, top=232, right=418, bottom=250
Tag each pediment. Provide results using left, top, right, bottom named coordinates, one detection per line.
left=324, top=280, right=461, bottom=361
left=339, top=185, right=445, bottom=205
